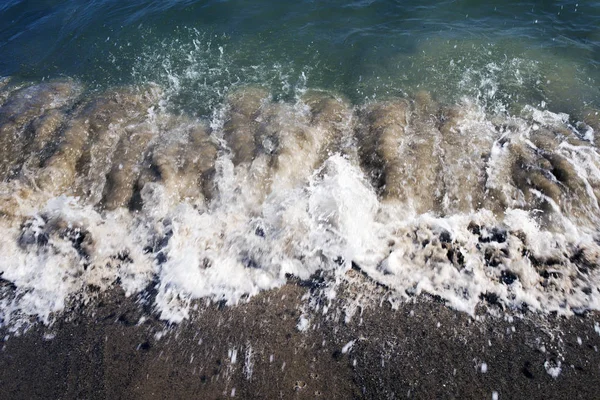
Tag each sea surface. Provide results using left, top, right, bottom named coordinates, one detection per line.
left=1, top=0, right=600, bottom=332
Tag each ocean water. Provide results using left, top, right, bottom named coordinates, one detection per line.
left=1, top=0, right=600, bottom=331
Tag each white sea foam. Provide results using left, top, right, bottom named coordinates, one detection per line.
left=1, top=76, right=600, bottom=333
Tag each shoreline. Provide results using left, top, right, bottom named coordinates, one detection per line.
left=2, top=277, right=600, bottom=399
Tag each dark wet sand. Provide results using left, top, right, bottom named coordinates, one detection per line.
left=1, top=277, right=600, bottom=400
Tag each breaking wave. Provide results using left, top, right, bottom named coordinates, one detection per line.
left=1, top=74, right=600, bottom=332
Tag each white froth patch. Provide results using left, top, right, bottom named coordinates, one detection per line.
left=297, top=316, right=310, bottom=332
left=544, top=360, right=562, bottom=378
left=522, top=105, right=569, bottom=127
left=342, top=340, right=356, bottom=354
left=0, top=153, right=381, bottom=327
left=0, top=194, right=155, bottom=329
left=308, top=155, right=381, bottom=265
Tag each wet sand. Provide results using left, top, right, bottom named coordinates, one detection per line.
left=1, top=273, right=600, bottom=399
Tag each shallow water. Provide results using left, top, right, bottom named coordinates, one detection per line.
left=1, top=1, right=599, bottom=112
left=0, top=0, right=600, bottom=331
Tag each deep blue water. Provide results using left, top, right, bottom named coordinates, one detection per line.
left=1, top=0, right=599, bottom=114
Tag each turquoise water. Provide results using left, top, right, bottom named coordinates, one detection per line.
left=1, top=0, right=599, bottom=114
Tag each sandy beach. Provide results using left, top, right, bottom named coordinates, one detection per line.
left=2, top=273, right=600, bottom=399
